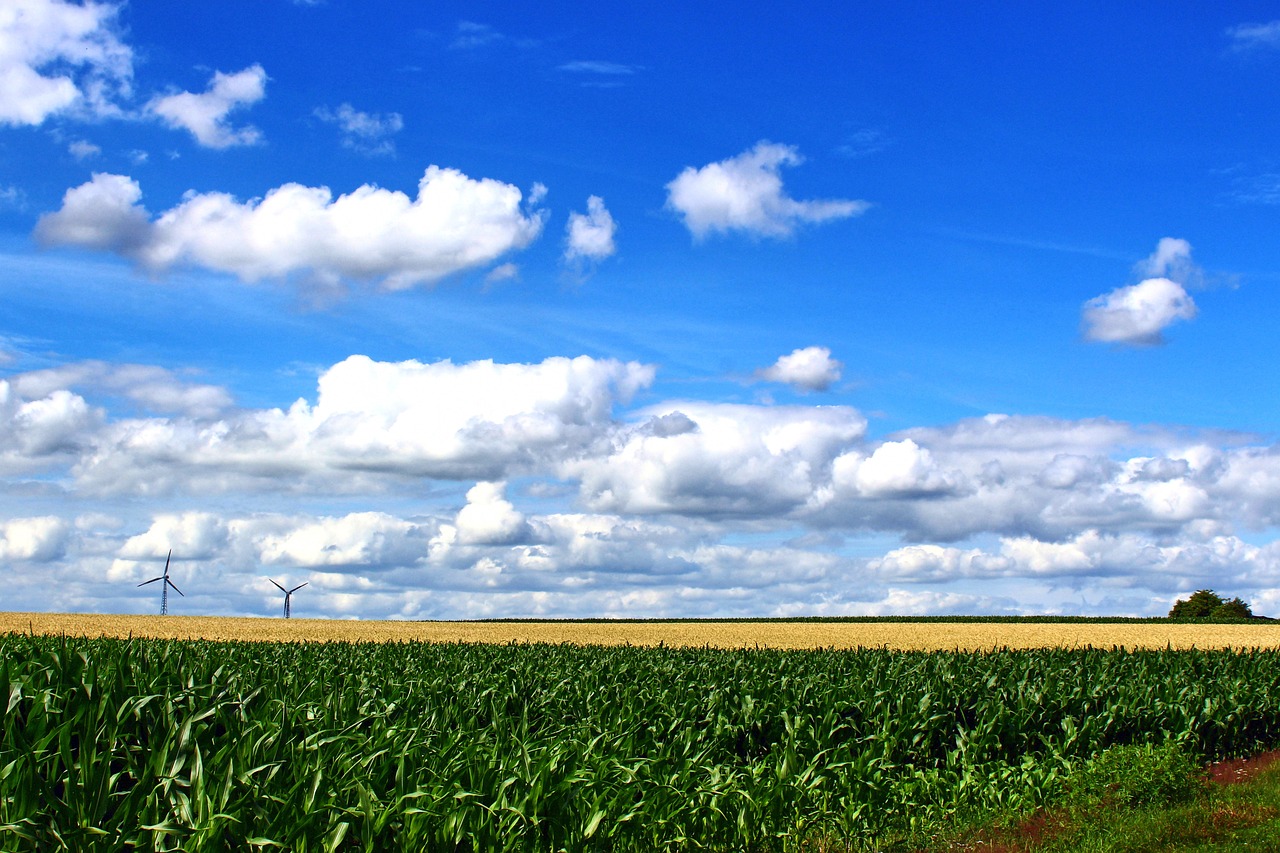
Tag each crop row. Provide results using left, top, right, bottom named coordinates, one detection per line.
left=3, top=636, right=1280, bottom=850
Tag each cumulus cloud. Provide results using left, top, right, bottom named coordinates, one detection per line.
left=12, top=345, right=1280, bottom=619
left=1083, top=278, right=1197, bottom=345
left=315, top=102, right=403, bottom=155
left=564, top=195, right=616, bottom=263
left=757, top=346, right=842, bottom=392
left=0, top=379, right=100, bottom=473
left=146, top=65, right=266, bottom=148
left=454, top=481, right=530, bottom=545
left=69, top=353, right=654, bottom=494
left=254, top=512, right=430, bottom=568
left=119, top=512, right=227, bottom=560
left=1083, top=239, right=1200, bottom=345
left=665, top=142, right=869, bottom=239
left=11, top=360, right=232, bottom=417
left=567, top=401, right=867, bottom=516
left=35, top=168, right=548, bottom=289
left=0, top=0, right=132, bottom=126
left=0, top=516, right=70, bottom=561
left=832, top=439, right=961, bottom=498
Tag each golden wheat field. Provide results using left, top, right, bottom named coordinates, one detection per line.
left=4, top=611, right=1280, bottom=650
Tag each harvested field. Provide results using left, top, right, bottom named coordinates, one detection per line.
left=3, top=611, right=1280, bottom=649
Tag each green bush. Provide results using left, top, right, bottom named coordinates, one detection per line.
left=1071, top=741, right=1207, bottom=808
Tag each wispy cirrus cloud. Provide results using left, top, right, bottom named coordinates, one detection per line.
left=314, top=102, right=403, bottom=156
left=1226, top=20, right=1280, bottom=52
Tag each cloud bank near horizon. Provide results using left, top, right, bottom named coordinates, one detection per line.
left=2, top=350, right=1279, bottom=619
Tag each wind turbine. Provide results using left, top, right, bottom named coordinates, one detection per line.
left=138, top=550, right=183, bottom=615
left=270, top=579, right=308, bottom=618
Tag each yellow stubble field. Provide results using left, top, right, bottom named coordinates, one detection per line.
left=5, top=611, right=1280, bottom=650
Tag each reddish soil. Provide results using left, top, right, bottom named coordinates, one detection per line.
left=1205, top=747, right=1280, bottom=786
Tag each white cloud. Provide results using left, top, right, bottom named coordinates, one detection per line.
left=1227, top=20, right=1280, bottom=51
left=455, top=481, right=530, bottom=545
left=0, top=516, right=70, bottom=561
left=146, top=65, right=266, bottom=148
left=315, top=102, right=403, bottom=155
left=1084, top=238, right=1200, bottom=345
left=559, top=61, right=639, bottom=75
left=11, top=360, right=233, bottom=417
left=451, top=21, right=503, bottom=49
left=36, top=168, right=549, bottom=289
left=833, top=439, right=961, bottom=498
left=757, top=346, right=842, bottom=392
left=0, top=0, right=132, bottom=126
left=665, top=142, right=869, bottom=239
left=253, top=512, right=429, bottom=568
left=12, top=346, right=1280, bottom=619
left=485, top=262, right=519, bottom=283
left=119, top=512, right=227, bottom=562
left=69, top=354, right=654, bottom=494
left=1083, top=277, right=1197, bottom=345
left=564, top=195, right=616, bottom=262
left=0, top=379, right=100, bottom=472
left=68, top=139, right=100, bottom=160
left=568, top=401, right=866, bottom=516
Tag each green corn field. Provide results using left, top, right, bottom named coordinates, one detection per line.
left=4, top=635, right=1280, bottom=851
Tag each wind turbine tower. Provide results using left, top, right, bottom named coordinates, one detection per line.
left=271, top=579, right=308, bottom=618
left=137, top=550, right=183, bottom=615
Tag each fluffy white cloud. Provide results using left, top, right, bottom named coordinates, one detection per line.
left=253, top=512, right=429, bottom=568
left=455, top=481, right=530, bottom=545
left=1083, top=278, right=1196, bottom=345
left=11, top=361, right=232, bottom=417
left=564, top=195, right=616, bottom=262
left=36, top=168, right=548, bottom=289
left=833, top=439, right=961, bottom=498
left=665, top=142, right=868, bottom=239
left=146, top=65, right=266, bottom=148
left=315, top=102, right=403, bottom=155
left=0, top=0, right=131, bottom=125
left=757, top=346, right=842, bottom=391
left=70, top=354, right=654, bottom=494
left=0, top=516, right=70, bottom=561
left=1084, top=239, right=1200, bottom=345
left=0, top=379, right=100, bottom=472
left=568, top=401, right=867, bottom=516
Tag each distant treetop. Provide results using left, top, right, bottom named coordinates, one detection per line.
left=1169, top=589, right=1253, bottom=619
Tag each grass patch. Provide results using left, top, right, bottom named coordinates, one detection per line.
left=929, top=745, right=1280, bottom=852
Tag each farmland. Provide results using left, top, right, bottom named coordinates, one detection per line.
left=5, top=611, right=1280, bottom=649
left=5, top=629, right=1280, bottom=850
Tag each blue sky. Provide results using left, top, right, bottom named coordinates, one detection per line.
left=3, top=1, right=1280, bottom=619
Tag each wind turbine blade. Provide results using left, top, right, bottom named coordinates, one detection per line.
left=138, top=576, right=163, bottom=587
left=164, top=550, right=172, bottom=574
left=270, top=579, right=287, bottom=593
left=167, top=579, right=184, bottom=596
left=289, top=583, right=308, bottom=593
